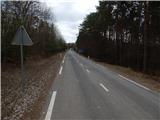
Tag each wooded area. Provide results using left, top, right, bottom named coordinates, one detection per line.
left=1, top=1, right=67, bottom=119
left=76, top=1, right=160, bottom=75
left=1, top=1, right=66, bottom=65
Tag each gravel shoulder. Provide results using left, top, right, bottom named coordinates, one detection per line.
left=1, top=53, right=64, bottom=120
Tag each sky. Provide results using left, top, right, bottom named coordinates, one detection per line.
left=41, top=0, right=99, bottom=43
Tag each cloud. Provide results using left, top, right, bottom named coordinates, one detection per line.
left=41, top=0, right=99, bottom=43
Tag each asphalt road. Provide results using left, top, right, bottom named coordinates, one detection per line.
left=42, top=50, right=160, bottom=120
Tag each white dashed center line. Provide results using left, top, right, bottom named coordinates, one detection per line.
left=62, top=59, right=64, bottom=64
left=86, top=69, right=90, bottom=73
left=100, top=83, right=109, bottom=92
left=59, top=66, right=63, bottom=75
left=80, top=63, right=83, bottom=67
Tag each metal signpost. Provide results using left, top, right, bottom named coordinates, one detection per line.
left=12, top=25, right=33, bottom=93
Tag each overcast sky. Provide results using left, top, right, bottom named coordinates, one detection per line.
left=41, top=0, right=99, bottom=43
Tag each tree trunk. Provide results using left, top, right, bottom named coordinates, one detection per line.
left=143, top=1, right=149, bottom=73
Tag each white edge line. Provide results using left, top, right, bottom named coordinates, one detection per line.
left=118, top=74, right=151, bottom=91
left=59, top=66, right=63, bottom=75
left=45, top=91, right=57, bottom=120
left=100, top=83, right=109, bottom=92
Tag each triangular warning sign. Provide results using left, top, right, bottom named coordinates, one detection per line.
left=12, top=25, right=33, bottom=46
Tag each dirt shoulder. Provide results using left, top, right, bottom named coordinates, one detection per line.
left=97, top=62, right=160, bottom=92
left=1, top=52, right=64, bottom=120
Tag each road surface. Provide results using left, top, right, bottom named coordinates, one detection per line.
left=41, top=50, right=160, bottom=120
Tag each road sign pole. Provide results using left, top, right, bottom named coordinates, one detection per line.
left=20, top=44, right=24, bottom=93
left=20, top=27, right=24, bottom=93
left=11, top=25, right=33, bottom=93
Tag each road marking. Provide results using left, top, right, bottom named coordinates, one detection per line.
left=62, top=59, right=64, bottom=64
left=100, top=83, right=109, bottom=92
left=80, top=63, right=83, bottom=67
left=45, top=91, right=57, bottom=120
left=86, top=69, right=90, bottom=73
left=59, top=66, right=63, bottom=75
left=62, top=55, right=66, bottom=64
left=118, top=74, right=151, bottom=91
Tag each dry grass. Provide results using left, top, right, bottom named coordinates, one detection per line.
left=1, top=53, right=64, bottom=120
left=98, top=62, right=160, bottom=92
